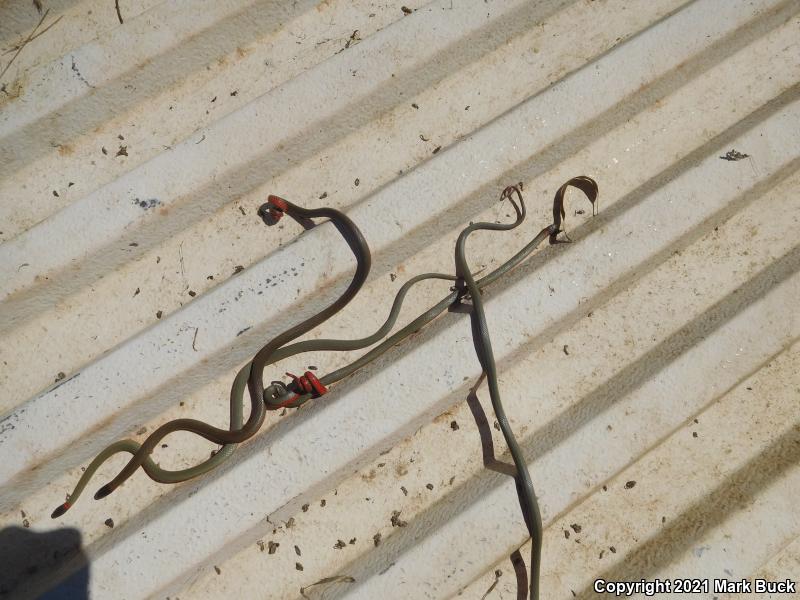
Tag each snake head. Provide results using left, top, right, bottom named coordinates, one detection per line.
left=258, top=195, right=290, bottom=226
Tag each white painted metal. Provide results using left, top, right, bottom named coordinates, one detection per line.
left=1, top=0, right=797, bottom=598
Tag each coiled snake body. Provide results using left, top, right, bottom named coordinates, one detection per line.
left=52, top=179, right=598, bottom=599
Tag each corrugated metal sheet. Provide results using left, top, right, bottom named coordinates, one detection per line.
left=1, top=0, right=798, bottom=598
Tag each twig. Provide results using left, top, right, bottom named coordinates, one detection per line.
left=192, top=327, right=199, bottom=351
left=480, top=569, right=503, bottom=600
left=300, top=575, right=355, bottom=598
left=0, top=9, right=50, bottom=83
left=2, top=15, right=63, bottom=56
left=115, top=0, right=124, bottom=24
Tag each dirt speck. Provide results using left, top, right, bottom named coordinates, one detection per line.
left=373, top=533, right=382, bottom=547
left=450, top=420, right=459, bottom=430
left=268, top=541, right=279, bottom=554
left=295, top=562, right=304, bottom=571
left=390, top=510, right=407, bottom=528
left=104, top=518, right=114, bottom=528
left=116, top=145, right=128, bottom=157
left=624, top=480, right=636, bottom=489
left=214, top=566, right=221, bottom=575
left=401, top=6, right=412, bottom=14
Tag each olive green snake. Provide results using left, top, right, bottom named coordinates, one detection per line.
left=51, top=178, right=598, bottom=599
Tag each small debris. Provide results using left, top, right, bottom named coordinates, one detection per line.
left=133, top=287, right=140, bottom=297
left=432, top=145, right=441, bottom=154
left=692, top=431, right=698, bottom=438
left=401, top=6, right=412, bottom=14
left=390, top=510, right=407, bottom=528
left=233, top=265, right=245, bottom=274
left=720, top=149, right=749, bottom=161
left=22, top=519, right=30, bottom=528
left=268, top=541, right=279, bottom=554
left=419, top=134, right=429, bottom=142
left=101, top=146, right=108, bottom=155
left=214, top=566, right=221, bottom=575
left=425, top=483, right=433, bottom=490
left=257, top=540, right=266, bottom=552
left=53, top=190, right=59, bottom=197
left=238, top=206, right=246, bottom=215
left=373, top=533, right=382, bottom=547
left=301, top=503, right=309, bottom=512
left=411, top=103, right=419, bottom=109
left=450, top=420, right=459, bottom=430
left=114, top=0, right=123, bottom=24
left=116, top=145, right=128, bottom=157
left=624, top=480, right=636, bottom=489
left=156, top=310, right=163, bottom=319
left=480, top=569, right=503, bottom=600
left=320, top=499, right=326, bottom=507
left=188, top=290, right=197, bottom=297
left=295, top=545, right=301, bottom=556
left=570, top=523, right=582, bottom=533
left=400, top=486, right=408, bottom=496
left=344, top=29, right=361, bottom=49
left=319, top=192, right=328, bottom=199
left=211, top=96, right=217, bottom=103
left=609, top=546, right=617, bottom=553
left=563, top=345, right=569, bottom=355
left=563, top=529, right=570, bottom=539
left=231, top=90, right=238, bottom=96
left=55, top=372, right=66, bottom=382
left=307, top=365, right=317, bottom=371
left=136, top=426, right=147, bottom=435
left=295, top=562, right=304, bottom=571
left=354, top=178, right=360, bottom=186
left=300, top=576, right=355, bottom=598
left=104, top=518, right=114, bottom=528
left=349, top=538, right=356, bottom=545
left=286, top=517, right=296, bottom=528
left=334, top=539, right=346, bottom=549
left=390, top=273, right=397, bottom=282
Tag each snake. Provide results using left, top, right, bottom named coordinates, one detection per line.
left=51, top=178, right=598, bottom=600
